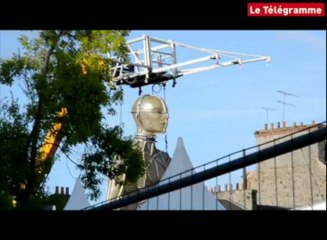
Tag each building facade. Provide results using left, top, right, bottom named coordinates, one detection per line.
left=247, top=121, right=326, bottom=209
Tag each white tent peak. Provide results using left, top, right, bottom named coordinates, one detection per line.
left=64, top=177, right=90, bottom=210
left=176, top=137, right=185, bottom=150
left=174, top=137, right=187, bottom=158
left=164, top=137, right=194, bottom=179
left=139, top=137, right=226, bottom=210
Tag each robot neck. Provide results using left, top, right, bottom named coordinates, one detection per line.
left=134, top=134, right=156, bottom=143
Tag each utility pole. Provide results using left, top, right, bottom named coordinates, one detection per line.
left=259, top=107, right=277, bottom=125
left=277, top=90, right=298, bottom=122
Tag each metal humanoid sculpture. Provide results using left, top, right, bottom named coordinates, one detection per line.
left=107, top=95, right=171, bottom=209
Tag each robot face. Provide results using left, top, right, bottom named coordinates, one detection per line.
left=132, top=95, right=169, bottom=134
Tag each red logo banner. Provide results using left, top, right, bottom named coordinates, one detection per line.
left=248, top=3, right=325, bottom=17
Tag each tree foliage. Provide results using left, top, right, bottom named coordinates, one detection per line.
left=79, top=126, right=144, bottom=200
left=0, top=30, right=144, bottom=209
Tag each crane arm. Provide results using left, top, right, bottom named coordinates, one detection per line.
left=109, top=35, right=271, bottom=89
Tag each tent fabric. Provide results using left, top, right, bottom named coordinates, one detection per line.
left=64, top=177, right=90, bottom=210
left=139, top=137, right=226, bottom=210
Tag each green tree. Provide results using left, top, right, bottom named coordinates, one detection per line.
left=0, top=30, right=144, bottom=209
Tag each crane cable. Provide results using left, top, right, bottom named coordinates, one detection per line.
left=163, top=83, right=168, bottom=153
left=150, top=83, right=169, bottom=153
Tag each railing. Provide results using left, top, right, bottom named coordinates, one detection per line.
left=85, top=121, right=326, bottom=210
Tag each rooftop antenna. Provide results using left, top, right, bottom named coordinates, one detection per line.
left=277, top=90, right=298, bottom=122
left=259, top=107, right=277, bottom=125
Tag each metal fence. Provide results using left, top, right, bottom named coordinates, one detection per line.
left=86, top=121, right=326, bottom=211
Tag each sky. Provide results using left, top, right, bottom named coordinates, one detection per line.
left=0, top=30, right=326, bottom=205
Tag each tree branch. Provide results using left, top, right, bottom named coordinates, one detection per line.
left=21, top=31, right=65, bottom=203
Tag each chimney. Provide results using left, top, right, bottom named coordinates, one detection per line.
left=243, top=168, right=247, bottom=190
left=283, top=121, right=286, bottom=128
left=230, top=184, right=233, bottom=191
left=218, top=185, right=221, bottom=192
left=312, top=120, right=316, bottom=125
left=236, top=183, right=239, bottom=190
left=60, top=186, right=65, bottom=195
left=225, top=184, right=228, bottom=192
left=65, top=187, right=69, bottom=195
left=55, top=186, right=59, bottom=194
left=264, top=123, right=268, bottom=130
left=277, top=122, right=280, bottom=128
left=271, top=123, right=274, bottom=130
